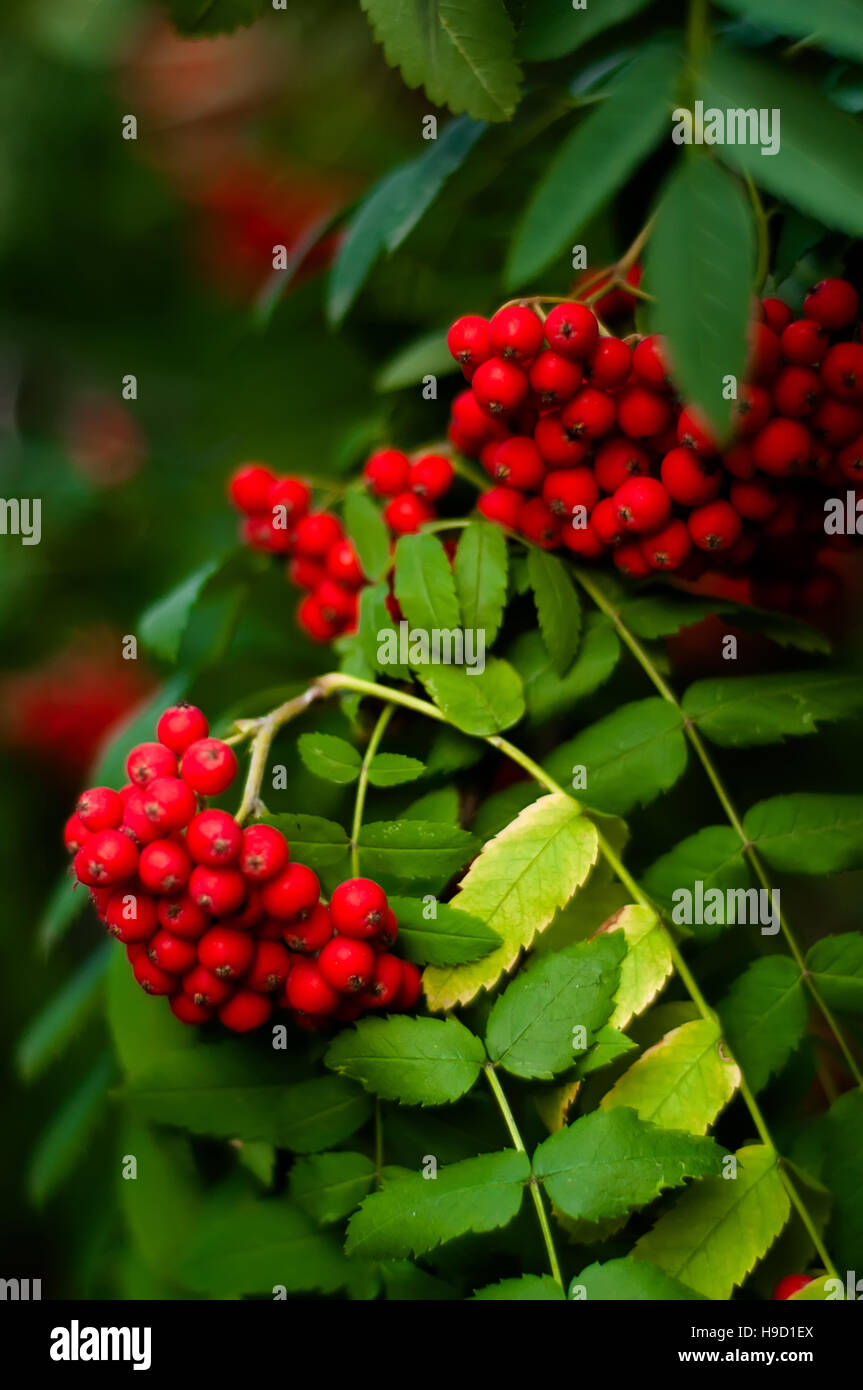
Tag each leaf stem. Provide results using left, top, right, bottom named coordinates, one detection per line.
left=484, top=1062, right=564, bottom=1290
left=573, top=567, right=863, bottom=1090
left=350, top=704, right=394, bottom=876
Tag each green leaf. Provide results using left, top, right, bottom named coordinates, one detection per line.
left=107, top=947, right=199, bottom=1079
left=574, top=1025, right=637, bottom=1078
left=402, top=786, right=461, bottom=823
left=325, top=1015, right=485, bottom=1105
left=485, top=935, right=624, bottom=1080
left=472, top=1274, right=565, bottom=1300
left=367, top=752, right=425, bottom=787
left=388, top=895, right=501, bottom=966
left=602, top=1018, right=741, bottom=1135
left=453, top=519, right=508, bottom=647
left=510, top=615, right=620, bottom=724
left=744, top=794, right=863, bottom=874
left=260, top=813, right=350, bottom=884
left=527, top=548, right=582, bottom=675
left=343, top=491, right=390, bottom=582
left=715, top=0, right=863, bottom=62
left=733, top=604, right=832, bottom=655
left=346, top=1150, right=529, bottom=1259
left=418, top=658, right=525, bottom=735
left=683, top=670, right=863, bottom=748
left=535, top=1107, right=724, bottom=1224
left=359, top=0, right=521, bottom=121
left=424, top=793, right=599, bottom=1010
left=393, top=532, right=461, bottom=635
left=806, top=933, right=863, bottom=1013
left=165, top=0, right=267, bottom=37
left=328, top=116, right=485, bottom=322
left=508, top=43, right=678, bottom=285
left=178, top=1192, right=347, bottom=1295
left=127, top=1049, right=371, bottom=1153
left=357, top=819, right=478, bottom=886
left=572, top=1257, right=704, bottom=1301
left=518, top=0, right=656, bottom=60
left=821, top=1091, right=863, bottom=1272
left=358, top=581, right=410, bottom=678
left=646, top=156, right=755, bottom=438
left=17, top=944, right=110, bottom=1081
left=290, top=1152, right=376, bottom=1226
left=633, top=1144, right=791, bottom=1300
left=599, top=905, right=673, bottom=1032
left=642, top=826, right=751, bottom=938
left=139, top=557, right=222, bottom=664
left=619, top=590, right=736, bottom=639
left=719, top=957, right=808, bottom=1093
left=37, top=874, right=89, bottom=954
left=297, top=733, right=362, bottom=785
left=28, top=1055, right=114, bottom=1205
left=545, top=698, right=687, bottom=816
left=701, top=44, right=863, bottom=238
left=375, top=329, right=458, bottom=392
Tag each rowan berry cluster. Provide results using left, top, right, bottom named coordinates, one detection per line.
left=228, top=451, right=454, bottom=642
left=64, top=703, right=421, bottom=1033
left=447, top=279, right=863, bottom=605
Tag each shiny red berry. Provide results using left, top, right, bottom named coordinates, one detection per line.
left=318, top=936, right=376, bottom=993
left=228, top=462, right=277, bottom=513
left=489, top=305, right=544, bottom=363
left=752, top=418, right=811, bottom=476
left=170, top=993, right=214, bottom=1025
left=240, top=824, right=290, bottom=881
left=267, top=476, right=310, bottom=526
left=364, top=448, right=411, bottom=497
left=126, top=741, right=177, bottom=788
left=821, top=342, right=863, bottom=401
left=133, top=955, right=177, bottom=996
left=157, top=893, right=208, bottom=940
left=585, top=336, right=632, bottom=389
left=528, top=350, right=582, bottom=404
left=189, top=865, right=246, bottom=916
left=687, top=500, right=743, bottom=552
left=542, top=467, right=598, bottom=518
left=106, top=890, right=159, bottom=943
left=198, top=925, right=255, bottom=979
left=293, top=511, right=343, bottom=558
left=261, top=862, right=321, bottom=920
left=804, top=278, right=858, bottom=330
left=780, top=318, right=828, bottom=366
left=329, top=877, right=388, bottom=940
left=660, top=446, right=721, bottom=507
left=76, top=786, right=123, bottom=832
left=613, top=477, right=671, bottom=534
left=616, top=385, right=672, bottom=440
left=639, top=519, right=691, bottom=572
left=772, top=1274, right=813, bottom=1301
left=179, top=738, right=238, bottom=796
left=245, top=940, right=292, bottom=993
left=477, top=486, right=523, bottom=529
left=326, top=539, right=365, bottom=588
left=74, top=829, right=139, bottom=887
left=156, top=703, right=209, bottom=754
left=147, top=930, right=197, bottom=975
left=593, top=438, right=649, bottom=493
left=186, top=809, right=241, bottom=865
left=383, top=492, right=434, bottom=535
left=488, top=437, right=545, bottom=490
left=139, top=777, right=197, bottom=834
left=282, top=900, right=332, bottom=953
left=544, top=302, right=598, bottom=360
left=447, top=314, right=492, bottom=370
left=561, top=387, right=616, bottom=440
left=518, top=497, right=561, bottom=549
left=139, top=839, right=192, bottom=895
left=64, top=813, right=91, bottom=854
left=359, top=953, right=403, bottom=1009
left=219, top=989, right=271, bottom=1033
left=284, top=958, right=340, bottom=1015
left=394, top=959, right=422, bottom=1011
left=182, top=964, right=234, bottom=1007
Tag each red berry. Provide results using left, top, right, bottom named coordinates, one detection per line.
left=632, top=335, right=672, bottom=390
left=365, top=448, right=411, bottom=497
left=198, top=925, right=255, bottom=979
left=64, top=813, right=91, bottom=854
left=126, top=742, right=177, bottom=788
left=284, top=958, right=340, bottom=1015
left=752, top=418, right=811, bottom=476
left=315, top=579, right=357, bottom=628
left=261, top=862, right=320, bottom=920
left=837, top=433, right=863, bottom=480
left=179, top=738, right=238, bottom=796
left=613, top=477, right=671, bottom=534
left=139, top=839, right=192, bottom=895
left=452, top=390, right=510, bottom=443
left=772, top=1274, right=813, bottom=1301
left=170, top=993, right=214, bottom=1025
left=326, top=539, right=365, bottom=589
left=722, top=442, right=756, bottom=480
left=447, top=314, right=492, bottom=370
left=267, top=476, right=310, bottom=526
left=245, top=940, right=292, bottom=993
left=228, top=462, right=277, bottom=514
left=688, top=500, right=743, bottom=552
left=318, top=936, right=375, bottom=993
left=732, top=383, right=771, bottom=437
left=489, top=305, right=544, bottom=363
left=219, top=989, right=271, bottom=1033
left=383, top=492, right=434, bottom=535
left=76, top=786, right=123, bottom=832
left=297, top=593, right=341, bottom=642
left=660, top=446, right=721, bottom=507
left=544, top=302, right=598, bottom=360
left=804, top=278, right=858, bottom=330
left=293, top=511, right=343, bottom=559
left=471, top=358, right=529, bottom=415
left=812, top=397, right=863, bottom=447
left=410, top=453, right=454, bottom=500
left=106, top=890, right=159, bottom=943
left=616, top=385, right=672, bottom=440
left=534, top=411, right=590, bottom=468
left=780, top=318, right=828, bottom=366
left=729, top=480, right=780, bottom=522
left=477, top=486, right=523, bottom=529
left=591, top=497, right=624, bottom=548
left=359, top=953, right=403, bottom=1009
left=528, top=350, right=582, bottom=404
left=747, top=321, right=781, bottom=382
left=594, top=438, right=649, bottom=493
left=773, top=365, right=821, bottom=418
left=182, top=964, right=234, bottom=1007
left=282, top=900, right=332, bottom=953
left=329, top=877, right=388, bottom=940
left=761, top=298, right=792, bottom=335
left=220, top=886, right=264, bottom=932
left=122, top=789, right=167, bottom=845
left=186, top=809, right=241, bottom=865
left=585, top=336, right=632, bottom=389
left=147, top=930, right=197, bottom=975
left=240, top=824, right=290, bottom=881
left=639, top=519, right=691, bottom=572
left=676, top=406, right=717, bottom=455
left=90, top=886, right=115, bottom=921
left=156, top=703, right=209, bottom=754
left=612, top=541, right=652, bottom=578
left=241, top=512, right=292, bottom=555
left=561, top=387, right=616, bottom=440
left=189, top=865, right=246, bottom=916
left=375, top=908, right=399, bottom=950
left=518, top=497, right=561, bottom=549
left=133, top=954, right=177, bottom=996
left=488, top=437, right=545, bottom=490
left=139, top=777, right=197, bottom=834
left=821, top=342, right=863, bottom=401
left=393, top=959, right=422, bottom=1011
left=157, top=893, right=208, bottom=940
left=542, top=467, right=598, bottom=518
left=560, top=518, right=605, bottom=559
left=74, top=829, right=139, bottom=887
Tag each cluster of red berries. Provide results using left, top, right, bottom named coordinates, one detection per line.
left=447, top=279, right=863, bottom=604
left=228, top=451, right=455, bottom=642
left=63, top=703, right=421, bottom=1033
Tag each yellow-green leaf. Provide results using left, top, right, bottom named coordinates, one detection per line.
left=597, top=904, right=673, bottom=1032
left=601, top=1018, right=740, bottom=1135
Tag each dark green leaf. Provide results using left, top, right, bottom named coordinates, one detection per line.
left=28, top=1055, right=114, bottom=1205
left=357, top=819, right=478, bottom=885
left=290, top=1152, right=376, bottom=1226
left=402, top=786, right=461, bottom=823
left=545, top=698, right=687, bottom=816
left=343, top=490, right=390, bottom=582
left=375, top=329, right=458, bottom=392
left=17, top=944, right=110, bottom=1080
left=518, top=0, right=656, bottom=60
left=472, top=1274, right=565, bottom=1300
left=358, top=581, right=410, bottom=678
left=367, top=752, right=425, bottom=787
left=179, top=1192, right=347, bottom=1295
left=509, top=615, right=620, bottom=723
left=806, top=933, right=863, bottom=1013
left=165, top=0, right=268, bottom=37
left=642, top=826, right=751, bottom=940
left=393, top=532, right=460, bottom=634
left=419, top=657, right=525, bottom=735
left=388, top=895, right=501, bottom=966
left=718, top=1, right=863, bottom=71
left=527, top=548, right=582, bottom=675
left=683, top=670, right=863, bottom=747
left=326, top=1015, right=485, bottom=1105
left=571, top=1257, right=704, bottom=1301
left=646, top=156, right=755, bottom=437
left=261, top=813, right=351, bottom=882
left=453, top=519, right=508, bottom=647
left=139, top=558, right=222, bottom=663
left=297, top=733, right=362, bottom=784
left=37, top=874, right=89, bottom=954
left=744, top=794, right=863, bottom=874
left=822, top=1091, right=863, bottom=1271
left=719, top=957, right=808, bottom=1093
